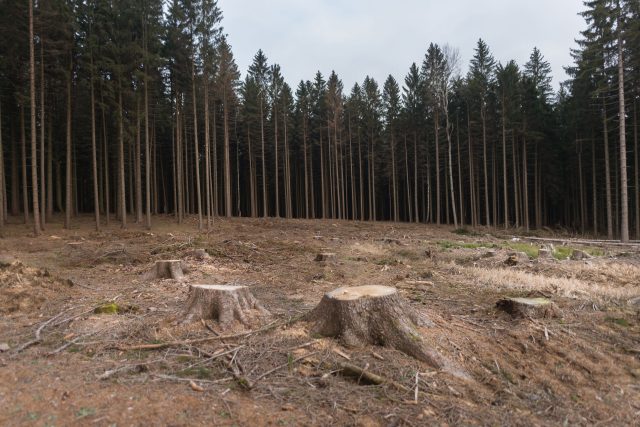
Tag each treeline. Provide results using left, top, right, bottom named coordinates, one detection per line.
left=0, top=0, right=638, bottom=240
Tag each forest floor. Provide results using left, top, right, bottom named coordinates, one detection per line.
left=0, top=215, right=639, bottom=426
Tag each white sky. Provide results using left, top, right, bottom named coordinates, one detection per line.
left=218, top=0, right=585, bottom=92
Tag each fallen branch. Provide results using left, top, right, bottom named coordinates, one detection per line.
left=152, top=374, right=233, bottom=384
left=13, top=307, right=77, bottom=353
left=118, top=315, right=303, bottom=352
left=339, top=363, right=409, bottom=392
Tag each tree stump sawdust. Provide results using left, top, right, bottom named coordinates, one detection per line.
left=496, top=297, right=560, bottom=319
left=142, top=260, right=187, bottom=281
left=306, top=285, right=461, bottom=374
left=184, top=284, right=270, bottom=328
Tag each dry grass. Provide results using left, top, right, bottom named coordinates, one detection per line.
left=448, top=262, right=640, bottom=302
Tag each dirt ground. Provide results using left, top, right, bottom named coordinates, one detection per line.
left=0, top=215, right=639, bottom=426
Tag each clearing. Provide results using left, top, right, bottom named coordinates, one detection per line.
left=0, top=216, right=639, bottom=426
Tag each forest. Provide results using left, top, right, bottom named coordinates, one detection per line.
left=0, top=0, right=637, bottom=240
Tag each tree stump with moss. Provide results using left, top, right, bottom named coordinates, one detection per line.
left=306, top=285, right=456, bottom=372
left=496, top=297, right=560, bottom=319
left=184, top=284, right=270, bottom=328
left=143, top=260, right=186, bottom=281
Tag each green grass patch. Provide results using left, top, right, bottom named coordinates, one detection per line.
left=75, top=407, right=96, bottom=420
left=606, top=317, right=630, bottom=327
left=438, top=240, right=493, bottom=250
left=553, top=247, right=573, bottom=260
left=583, top=247, right=605, bottom=257
left=506, top=243, right=539, bottom=258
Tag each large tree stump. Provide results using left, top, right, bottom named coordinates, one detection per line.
left=306, top=285, right=457, bottom=373
left=143, top=260, right=186, bottom=281
left=496, top=297, right=560, bottom=319
left=184, top=284, right=270, bottom=328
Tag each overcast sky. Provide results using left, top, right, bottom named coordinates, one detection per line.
left=218, top=0, right=585, bottom=93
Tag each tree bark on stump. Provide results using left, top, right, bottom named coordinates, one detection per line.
left=315, top=252, right=336, bottom=262
left=306, top=285, right=458, bottom=374
left=496, top=297, right=560, bottom=319
left=184, top=284, right=269, bottom=328
left=143, top=260, right=186, bottom=281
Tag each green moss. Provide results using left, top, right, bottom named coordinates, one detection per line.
left=93, top=302, right=139, bottom=315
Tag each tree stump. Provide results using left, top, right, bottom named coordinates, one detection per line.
left=306, top=285, right=455, bottom=372
left=142, top=260, right=186, bottom=281
left=315, top=253, right=336, bottom=262
left=187, top=249, right=211, bottom=261
left=496, top=297, right=560, bottom=319
left=184, top=284, right=270, bottom=327
left=538, top=248, right=554, bottom=260
left=571, top=250, right=592, bottom=261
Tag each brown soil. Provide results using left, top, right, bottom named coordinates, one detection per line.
left=0, top=215, right=638, bottom=426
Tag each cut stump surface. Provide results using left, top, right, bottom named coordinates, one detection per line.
left=307, top=285, right=463, bottom=376
left=143, top=260, right=186, bottom=281
left=184, top=284, right=270, bottom=328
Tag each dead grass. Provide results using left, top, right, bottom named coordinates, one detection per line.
left=449, top=262, right=640, bottom=302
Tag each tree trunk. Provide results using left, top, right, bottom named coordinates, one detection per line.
left=21, top=106, right=28, bottom=224
left=260, top=99, right=267, bottom=217
left=414, top=132, right=419, bottom=223
left=592, top=137, right=598, bottom=235
left=144, top=63, right=151, bottom=229
left=102, top=105, right=110, bottom=225
left=603, top=96, right=613, bottom=239
left=634, top=100, right=638, bottom=239
left=47, top=119, right=53, bottom=219
left=434, top=112, right=440, bottom=225
left=134, top=99, right=142, bottom=224
left=39, top=44, right=45, bottom=228
left=192, top=67, right=203, bottom=228
left=204, top=80, right=212, bottom=226
left=28, top=0, right=40, bottom=235
left=523, top=132, right=529, bottom=232
left=0, top=101, right=4, bottom=229
left=304, top=115, right=309, bottom=219
left=90, top=58, right=100, bottom=230
left=391, top=133, right=397, bottom=222
left=502, top=103, right=508, bottom=228
left=404, top=135, right=412, bottom=222
left=118, top=89, right=126, bottom=228
left=482, top=108, right=490, bottom=226
left=222, top=90, right=232, bottom=218
left=457, top=120, right=464, bottom=226
left=446, top=114, right=458, bottom=228
left=618, top=23, right=629, bottom=242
